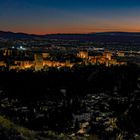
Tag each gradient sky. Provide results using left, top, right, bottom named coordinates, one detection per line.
left=1, top=0, right=140, bottom=34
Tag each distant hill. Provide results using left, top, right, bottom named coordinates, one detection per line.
left=1, top=31, right=140, bottom=43
left=95, top=32, right=140, bottom=36
left=0, top=31, right=41, bottom=39
left=44, top=32, right=140, bottom=43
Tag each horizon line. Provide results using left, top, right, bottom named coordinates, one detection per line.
left=1, top=30, right=140, bottom=36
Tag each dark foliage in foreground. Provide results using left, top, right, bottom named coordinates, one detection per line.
left=0, top=64, right=140, bottom=139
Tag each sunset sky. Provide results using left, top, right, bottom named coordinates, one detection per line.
left=1, top=0, right=140, bottom=34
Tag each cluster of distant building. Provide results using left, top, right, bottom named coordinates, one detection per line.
left=77, top=51, right=127, bottom=67
left=0, top=46, right=128, bottom=71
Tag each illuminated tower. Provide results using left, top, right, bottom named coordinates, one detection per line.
left=34, top=53, right=43, bottom=71
left=42, top=53, right=49, bottom=59
left=104, top=52, right=112, bottom=61
left=77, top=51, right=88, bottom=59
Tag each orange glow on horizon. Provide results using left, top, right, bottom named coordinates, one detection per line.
left=12, top=28, right=140, bottom=35
left=22, top=28, right=140, bottom=35
left=4, top=23, right=140, bottom=35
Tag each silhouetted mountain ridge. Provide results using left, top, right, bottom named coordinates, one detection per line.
left=1, top=31, right=140, bottom=43
left=0, top=31, right=41, bottom=39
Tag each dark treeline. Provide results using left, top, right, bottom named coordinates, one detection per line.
left=0, top=64, right=139, bottom=99
left=0, top=64, right=140, bottom=136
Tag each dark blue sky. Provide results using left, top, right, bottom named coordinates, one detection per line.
left=1, top=0, right=140, bottom=34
